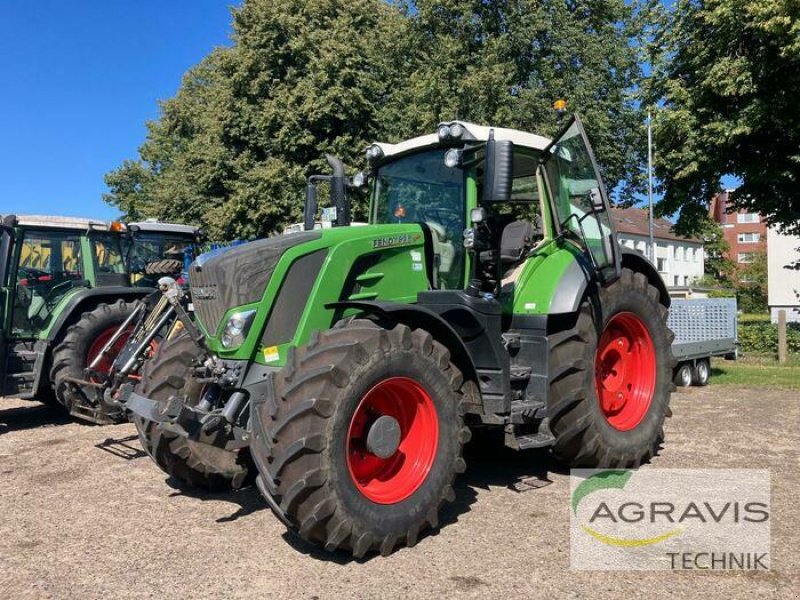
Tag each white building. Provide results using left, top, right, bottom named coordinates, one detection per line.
left=611, top=208, right=705, bottom=289
left=767, top=226, right=800, bottom=323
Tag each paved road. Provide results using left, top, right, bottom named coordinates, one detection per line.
left=1, top=386, right=797, bottom=599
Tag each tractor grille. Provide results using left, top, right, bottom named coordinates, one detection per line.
left=189, top=231, right=321, bottom=336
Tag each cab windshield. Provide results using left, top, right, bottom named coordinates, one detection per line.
left=372, top=148, right=465, bottom=288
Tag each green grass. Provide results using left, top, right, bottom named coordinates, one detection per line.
left=711, top=357, right=800, bottom=389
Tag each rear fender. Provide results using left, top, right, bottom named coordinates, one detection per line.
left=619, top=248, right=670, bottom=308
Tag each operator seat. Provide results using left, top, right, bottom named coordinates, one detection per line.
left=498, top=220, right=538, bottom=267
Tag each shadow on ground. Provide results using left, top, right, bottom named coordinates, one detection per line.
left=127, top=427, right=565, bottom=565
left=0, top=402, right=72, bottom=435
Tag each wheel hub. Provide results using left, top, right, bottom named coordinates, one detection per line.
left=594, top=312, right=657, bottom=431
left=365, top=415, right=402, bottom=459
left=346, top=377, right=439, bottom=504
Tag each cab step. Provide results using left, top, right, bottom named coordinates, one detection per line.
left=504, top=418, right=555, bottom=450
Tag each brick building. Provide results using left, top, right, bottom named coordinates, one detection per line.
left=708, top=190, right=768, bottom=267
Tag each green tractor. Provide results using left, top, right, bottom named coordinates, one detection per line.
left=0, top=214, right=198, bottom=422
left=125, top=115, right=674, bottom=556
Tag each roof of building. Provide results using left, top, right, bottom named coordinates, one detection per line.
left=372, top=121, right=552, bottom=159
left=611, top=207, right=701, bottom=244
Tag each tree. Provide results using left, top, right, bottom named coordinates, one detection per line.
left=647, top=0, right=800, bottom=235
left=698, top=217, right=733, bottom=281
left=106, top=0, right=410, bottom=239
left=106, top=0, right=650, bottom=238
left=735, top=250, right=768, bottom=312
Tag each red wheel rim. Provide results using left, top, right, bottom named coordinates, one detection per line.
left=346, top=377, right=438, bottom=504
left=594, top=312, right=657, bottom=431
left=86, top=326, right=133, bottom=380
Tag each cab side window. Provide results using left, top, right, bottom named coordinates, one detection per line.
left=13, top=231, right=84, bottom=334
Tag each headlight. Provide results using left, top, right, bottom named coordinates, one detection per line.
left=366, top=144, right=384, bottom=162
left=437, top=122, right=468, bottom=142
left=444, top=148, right=462, bottom=168
left=220, top=309, right=257, bottom=349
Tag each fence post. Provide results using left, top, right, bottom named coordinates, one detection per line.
left=777, top=310, right=787, bottom=364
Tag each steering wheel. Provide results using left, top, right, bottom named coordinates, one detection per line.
left=417, top=207, right=462, bottom=239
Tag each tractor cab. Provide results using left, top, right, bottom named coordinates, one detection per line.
left=362, top=115, right=619, bottom=300
left=124, top=220, right=201, bottom=287
left=0, top=215, right=129, bottom=340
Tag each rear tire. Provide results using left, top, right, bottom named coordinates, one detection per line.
left=50, top=300, right=136, bottom=422
left=250, top=319, right=470, bottom=557
left=133, top=333, right=253, bottom=491
left=692, top=359, right=710, bottom=386
left=144, top=259, right=183, bottom=276
left=548, top=268, right=674, bottom=468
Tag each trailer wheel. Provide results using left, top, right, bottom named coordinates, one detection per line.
left=250, top=319, right=470, bottom=557
left=548, top=268, right=674, bottom=468
left=50, top=300, right=136, bottom=422
left=692, top=359, right=710, bottom=386
left=673, top=363, right=693, bottom=388
left=133, top=333, right=253, bottom=491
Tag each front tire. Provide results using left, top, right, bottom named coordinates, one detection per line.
left=133, top=333, right=253, bottom=491
left=250, top=319, right=470, bottom=557
left=50, top=300, right=136, bottom=422
left=548, top=268, right=674, bottom=468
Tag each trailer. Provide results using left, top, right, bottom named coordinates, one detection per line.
left=668, top=297, right=738, bottom=386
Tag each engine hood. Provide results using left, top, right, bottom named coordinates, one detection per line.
left=189, top=231, right=321, bottom=335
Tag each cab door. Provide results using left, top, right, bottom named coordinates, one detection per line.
left=0, top=219, right=15, bottom=392
left=541, top=114, right=620, bottom=282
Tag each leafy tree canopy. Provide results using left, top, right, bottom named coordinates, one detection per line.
left=105, top=0, right=646, bottom=239
left=647, top=0, right=800, bottom=235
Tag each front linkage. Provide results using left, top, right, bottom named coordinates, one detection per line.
left=62, top=278, right=190, bottom=423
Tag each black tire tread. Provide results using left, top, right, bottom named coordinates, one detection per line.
left=548, top=267, right=674, bottom=468
left=133, top=333, right=253, bottom=491
left=250, top=319, right=470, bottom=557
left=50, top=300, right=134, bottom=422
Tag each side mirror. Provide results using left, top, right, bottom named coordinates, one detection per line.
left=589, top=187, right=605, bottom=211
left=326, top=154, right=350, bottom=226
left=304, top=182, right=318, bottom=231
left=482, top=132, right=513, bottom=203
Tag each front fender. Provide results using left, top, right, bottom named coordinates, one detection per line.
left=325, top=300, right=479, bottom=392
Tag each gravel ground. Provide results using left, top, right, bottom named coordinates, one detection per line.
left=0, top=385, right=797, bottom=599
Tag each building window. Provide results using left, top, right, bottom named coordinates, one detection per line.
left=657, top=257, right=667, bottom=272
left=673, top=275, right=679, bottom=286
left=737, top=252, right=756, bottom=263
left=694, top=247, right=700, bottom=262
left=737, top=232, right=761, bottom=243
left=684, top=275, right=689, bottom=286
left=737, top=213, right=760, bottom=224
left=675, top=246, right=683, bottom=261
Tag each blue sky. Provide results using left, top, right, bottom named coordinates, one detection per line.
left=0, top=1, right=235, bottom=220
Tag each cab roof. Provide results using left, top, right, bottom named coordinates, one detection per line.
left=11, top=214, right=109, bottom=230
left=127, top=220, right=199, bottom=236
left=371, top=121, right=552, bottom=160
